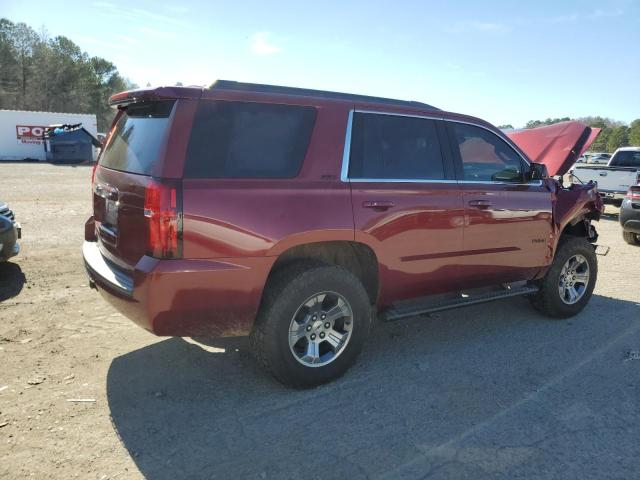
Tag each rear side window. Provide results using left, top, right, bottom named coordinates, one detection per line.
left=100, top=101, right=175, bottom=175
left=348, top=113, right=445, bottom=180
left=185, top=101, right=317, bottom=178
left=450, top=122, right=525, bottom=182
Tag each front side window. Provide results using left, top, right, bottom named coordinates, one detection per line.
left=450, top=122, right=525, bottom=182
left=185, top=101, right=316, bottom=178
left=348, top=113, right=445, bottom=180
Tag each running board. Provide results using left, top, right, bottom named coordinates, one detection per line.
left=380, top=284, right=539, bottom=322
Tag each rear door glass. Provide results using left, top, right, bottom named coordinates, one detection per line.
left=99, top=101, right=175, bottom=175
left=348, top=112, right=445, bottom=180
left=185, top=101, right=317, bottom=178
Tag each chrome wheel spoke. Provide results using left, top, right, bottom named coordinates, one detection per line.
left=289, top=323, right=307, bottom=344
left=323, top=300, right=350, bottom=323
left=325, top=329, right=346, bottom=351
left=303, top=341, right=320, bottom=364
left=574, top=272, right=589, bottom=284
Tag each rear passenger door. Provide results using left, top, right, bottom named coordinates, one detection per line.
left=346, top=111, right=465, bottom=305
left=445, top=121, right=553, bottom=288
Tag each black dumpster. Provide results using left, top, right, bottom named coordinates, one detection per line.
left=43, top=124, right=102, bottom=164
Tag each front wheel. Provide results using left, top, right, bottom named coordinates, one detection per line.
left=529, top=237, right=598, bottom=319
left=251, top=262, right=372, bottom=388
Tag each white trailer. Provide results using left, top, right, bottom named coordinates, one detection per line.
left=0, top=110, right=98, bottom=161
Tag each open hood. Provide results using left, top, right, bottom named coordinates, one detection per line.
left=506, top=121, right=600, bottom=176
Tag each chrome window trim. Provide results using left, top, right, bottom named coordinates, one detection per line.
left=349, top=178, right=458, bottom=184
left=458, top=180, right=544, bottom=186
left=340, top=109, right=542, bottom=186
left=340, top=109, right=354, bottom=182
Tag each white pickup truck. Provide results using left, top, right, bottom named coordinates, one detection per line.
left=571, top=147, right=640, bottom=205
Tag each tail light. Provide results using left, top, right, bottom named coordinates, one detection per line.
left=144, top=179, right=182, bottom=258
left=626, top=186, right=640, bottom=201
left=91, top=162, right=98, bottom=187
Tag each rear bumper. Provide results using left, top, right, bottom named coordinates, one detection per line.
left=82, top=241, right=273, bottom=337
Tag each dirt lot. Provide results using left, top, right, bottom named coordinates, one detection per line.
left=1, top=163, right=639, bottom=479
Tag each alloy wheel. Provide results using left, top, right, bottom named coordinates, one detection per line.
left=558, top=254, right=590, bottom=305
left=288, top=292, right=353, bottom=367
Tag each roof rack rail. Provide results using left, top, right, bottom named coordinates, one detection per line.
left=210, top=80, right=438, bottom=110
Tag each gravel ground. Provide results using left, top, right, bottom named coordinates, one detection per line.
left=0, top=163, right=639, bottom=480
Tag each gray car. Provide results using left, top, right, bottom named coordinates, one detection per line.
left=0, top=201, right=21, bottom=261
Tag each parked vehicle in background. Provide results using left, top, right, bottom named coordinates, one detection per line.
left=571, top=147, right=640, bottom=206
left=620, top=185, right=640, bottom=245
left=0, top=201, right=21, bottom=261
left=587, top=152, right=612, bottom=165
left=83, top=82, right=604, bottom=387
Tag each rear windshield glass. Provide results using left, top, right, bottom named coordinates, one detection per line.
left=99, top=101, right=175, bottom=175
left=185, top=101, right=316, bottom=178
left=612, top=150, right=640, bottom=167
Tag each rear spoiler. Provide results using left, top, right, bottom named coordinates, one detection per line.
left=108, top=86, right=204, bottom=108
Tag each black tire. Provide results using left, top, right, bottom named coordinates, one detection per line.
left=529, top=236, right=597, bottom=319
left=251, top=261, right=372, bottom=388
left=622, top=230, right=640, bottom=246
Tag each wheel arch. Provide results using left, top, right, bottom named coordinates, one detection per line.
left=265, top=240, right=380, bottom=305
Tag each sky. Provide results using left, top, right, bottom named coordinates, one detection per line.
left=2, top=0, right=639, bottom=127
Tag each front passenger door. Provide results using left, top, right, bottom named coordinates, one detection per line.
left=446, top=121, right=553, bottom=289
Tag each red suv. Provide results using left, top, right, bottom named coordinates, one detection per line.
left=84, top=81, right=603, bottom=387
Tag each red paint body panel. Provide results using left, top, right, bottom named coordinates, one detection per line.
left=507, top=122, right=600, bottom=176
left=85, top=84, right=604, bottom=338
left=351, top=183, right=465, bottom=304
left=458, top=182, right=553, bottom=288
left=92, top=255, right=273, bottom=337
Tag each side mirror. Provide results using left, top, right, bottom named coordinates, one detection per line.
left=527, top=162, right=548, bottom=181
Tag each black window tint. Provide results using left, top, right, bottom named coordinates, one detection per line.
left=99, top=101, right=174, bottom=175
left=185, top=101, right=316, bottom=178
left=349, top=113, right=445, bottom=180
left=613, top=151, right=640, bottom=167
left=451, top=123, right=524, bottom=182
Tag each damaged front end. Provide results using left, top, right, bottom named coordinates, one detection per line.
left=507, top=121, right=606, bottom=258
left=545, top=177, right=605, bottom=259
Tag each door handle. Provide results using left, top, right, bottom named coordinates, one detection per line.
left=599, top=171, right=607, bottom=176
left=468, top=200, right=492, bottom=209
left=363, top=200, right=395, bottom=210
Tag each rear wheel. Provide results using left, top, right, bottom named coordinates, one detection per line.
left=622, top=230, right=640, bottom=245
left=530, top=237, right=597, bottom=319
left=251, top=262, right=371, bottom=388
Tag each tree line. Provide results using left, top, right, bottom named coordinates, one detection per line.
left=0, top=18, right=134, bottom=131
left=499, top=116, right=640, bottom=153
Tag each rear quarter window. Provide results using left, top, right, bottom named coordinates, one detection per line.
left=184, top=101, right=317, bottom=178
left=99, top=101, right=175, bottom=175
